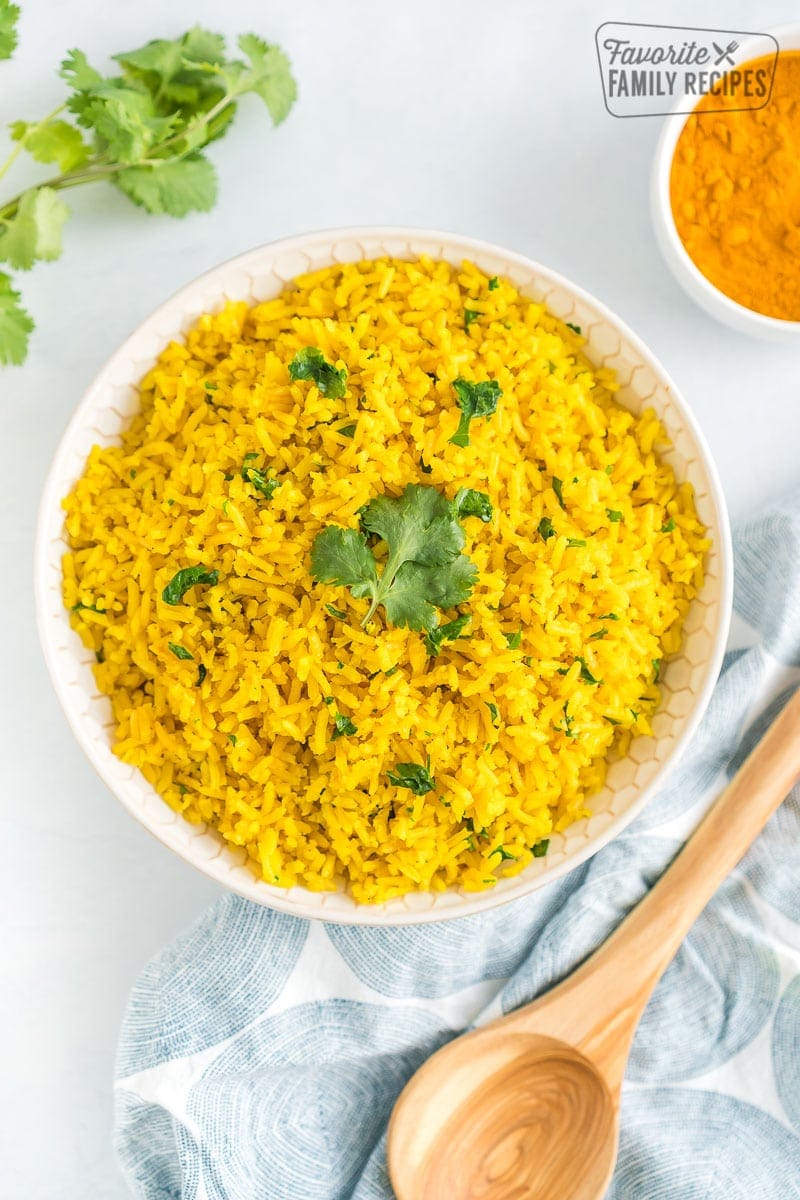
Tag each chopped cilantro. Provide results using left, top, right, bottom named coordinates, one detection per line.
left=384, top=664, right=399, bottom=677
left=606, top=509, right=623, bottom=523
left=661, top=518, right=676, bottom=533
left=531, top=838, right=550, bottom=858
left=228, top=733, right=237, bottom=746
left=552, top=477, right=566, bottom=510
left=310, top=483, right=477, bottom=633
left=241, top=461, right=281, bottom=500
left=325, top=603, right=348, bottom=620
left=566, top=538, right=586, bottom=548
left=653, top=658, right=661, bottom=683
left=95, top=647, right=105, bottom=663
left=589, top=627, right=609, bottom=641
left=288, top=347, right=347, bottom=398
left=505, top=630, right=522, bottom=650
left=555, top=701, right=576, bottom=738
left=538, top=516, right=556, bottom=541
left=424, top=612, right=470, bottom=656
left=490, top=845, right=516, bottom=862
left=71, top=600, right=105, bottom=614
left=577, top=657, right=601, bottom=685
left=419, top=455, right=433, bottom=475
left=453, top=487, right=492, bottom=523
left=605, top=715, right=621, bottom=726
left=598, top=612, right=619, bottom=621
left=449, top=378, right=502, bottom=447
left=195, top=663, right=207, bottom=687
left=486, top=701, right=499, bottom=726
left=566, top=322, right=581, bottom=335
left=387, top=759, right=436, bottom=795
left=464, top=308, right=481, bottom=331
left=331, top=712, right=358, bottom=740
left=323, top=696, right=334, bottom=705
left=488, top=276, right=499, bottom=290
left=339, top=423, right=356, bottom=438
left=161, top=566, right=218, bottom=605
left=168, top=642, right=194, bottom=661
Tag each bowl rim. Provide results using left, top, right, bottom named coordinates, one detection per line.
left=34, top=224, right=734, bottom=924
left=651, top=22, right=800, bottom=333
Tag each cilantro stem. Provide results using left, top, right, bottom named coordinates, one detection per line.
left=0, top=158, right=119, bottom=222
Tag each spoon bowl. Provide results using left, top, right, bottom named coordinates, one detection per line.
left=388, top=688, right=800, bottom=1200
left=390, top=1030, right=617, bottom=1200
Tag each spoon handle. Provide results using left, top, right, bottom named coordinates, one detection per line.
left=514, top=686, right=800, bottom=1077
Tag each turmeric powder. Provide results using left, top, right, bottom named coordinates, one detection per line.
left=670, top=52, right=800, bottom=321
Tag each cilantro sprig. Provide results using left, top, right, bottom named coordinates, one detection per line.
left=310, top=483, right=478, bottom=634
left=0, top=25, right=297, bottom=365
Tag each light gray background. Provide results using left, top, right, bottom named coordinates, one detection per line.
left=2, top=1, right=798, bottom=1196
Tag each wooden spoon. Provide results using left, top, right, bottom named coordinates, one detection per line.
left=388, top=687, right=800, bottom=1200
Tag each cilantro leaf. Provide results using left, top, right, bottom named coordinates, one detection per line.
left=0, top=272, right=33, bottom=365
left=240, top=461, right=281, bottom=500
left=662, top=518, right=676, bottom=533
left=531, top=838, right=550, bottom=858
left=289, top=347, right=347, bottom=398
left=464, top=308, right=481, bottom=331
left=325, top=603, right=348, bottom=620
left=505, top=630, right=522, bottom=650
left=387, top=760, right=436, bottom=795
left=161, top=565, right=219, bottom=605
left=453, top=487, right=492, bottom=523
left=0, top=188, right=69, bottom=270
left=116, top=154, right=217, bottom=216
left=81, top=88, right=177, bottom=162
left=10, top=119, right=89, bottom=173
left=310, top=484, right=478, bottom=633
left=449, top=378, right=502, bottom=447
left=566, top=322, right=581, bottom=335
left=310, top=527, right=378, bottom=595
left=0, top=0, right=19, bottom=60
left=538, top=516, right=556, bottom=541
left=488, top=276, right=499, bottom=290
left=486, top=701, right=499, bottom=725
left=59, top=48, right=104, bottom=90
left=576, top=656, right=600, bottom=685
left=424, top=612, right=470, bottom=655
left=606, top=508, right=623, bottom=523
left=361, top=484, right=464, bottom=566
left=331, top=712, right=358, bottom=741
left=237, top=34, right=297, bottom=125
left=168, top=642, right=194, bottom=660
left=552, top=476, right=566, bottom=510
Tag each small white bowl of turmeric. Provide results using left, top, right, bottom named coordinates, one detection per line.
left=652, top=23, right=800, bottom=339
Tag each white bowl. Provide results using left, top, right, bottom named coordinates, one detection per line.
left=652, top=23, right=800, bottom=340
left=35, top=227, right=732, bottom=925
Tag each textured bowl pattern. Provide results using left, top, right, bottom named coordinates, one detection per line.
left=35, top=228, right=732, bottom=924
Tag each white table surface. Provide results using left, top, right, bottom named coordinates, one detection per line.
left=2, top=1, right=799, bottom=1195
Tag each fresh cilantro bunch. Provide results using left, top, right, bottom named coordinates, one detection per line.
left=0, top=18, right=297, bottom=365
left=310, top=483, right=478, bottom=634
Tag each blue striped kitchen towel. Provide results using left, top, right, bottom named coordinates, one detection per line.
left=114, top=491, right=800, bottom=1199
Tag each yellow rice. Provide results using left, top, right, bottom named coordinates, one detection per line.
left=62, top=257, right=708, bottom=903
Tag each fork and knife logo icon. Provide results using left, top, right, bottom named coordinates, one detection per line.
left=712, top=39, right=739, bottom=67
